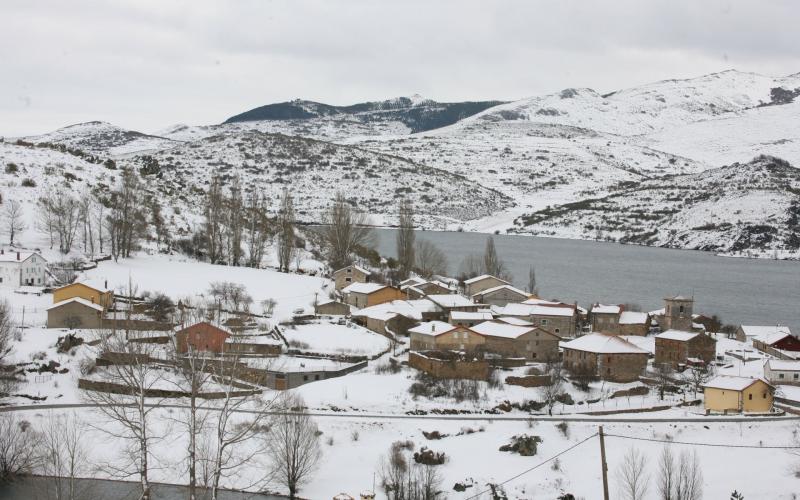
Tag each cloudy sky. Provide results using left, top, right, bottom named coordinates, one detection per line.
left=2, top=0, right=799, bottom=136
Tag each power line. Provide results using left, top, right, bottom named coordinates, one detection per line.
left=604, top=433, right=800, bottom=449
left=465, top=432, right=598, bottom=500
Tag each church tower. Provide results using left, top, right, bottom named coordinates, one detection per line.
left=662, top=295, right=693, bottom=331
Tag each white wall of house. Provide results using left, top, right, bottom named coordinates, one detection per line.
left=0, top=253, right=47, bottom=287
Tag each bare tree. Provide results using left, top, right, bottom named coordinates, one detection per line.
left=148, top=196, right=169, bottom=253
left=526, top=266, right=538, bottom=295
left=37, top=411, right=93, bottom=500
left=396, top=199, right=415, bottom=280
left=540, top=360, right=565, bottom=416
left=0, top=412, right=40, bottom=481
left=379, top=440, right=443, bottom=500
left=685, top=364, right=714, bottom=398
left=616, top=447, right=649, bottom=500
left=266, top=394, right=322, bottom=499
left=323, top=191, right=374, bottom=270
left=225, top=177, right=244, bottom=266
left=457, top=253, right=484, bottom=281
left=107, top=168, right=148, bottom=261
left=657, top=446, right=676, bottom=500
left=82, top=327, right=167, bottom=500
left=206, top=349, right=277, bottom=500
left=277, top=188, right=296, bottom=273
left=674, top=450, right=703, bottom=500
left=0, top=300, right=14, bottom=367
left=38, top=189, right=81, bottom=254
left=483, top=236, right=508, bottom=279
left=4, top=199, right=26, bottom=245
left=414, top=240, right=448, bottom=279
left=245, top=191, right=270, bottom=268
left=204, top=176, right=226, bottom=264
left=654, top=362, right=675, bottom=401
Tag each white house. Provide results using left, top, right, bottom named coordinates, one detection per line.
left=764, top=359, right=800, bottom=386
left=0, top=250, right=47, bottom=287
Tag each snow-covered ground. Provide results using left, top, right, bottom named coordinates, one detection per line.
left=281, top=320, right=391, bottom=356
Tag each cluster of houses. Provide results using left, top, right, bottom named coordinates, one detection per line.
left=321, top=265, right=800, bottom=414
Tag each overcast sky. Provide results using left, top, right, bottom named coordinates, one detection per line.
left=2, top=0, right=799, bottom=136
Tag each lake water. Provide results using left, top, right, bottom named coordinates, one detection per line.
left=372, top=229, right=800, bottom=333
left=0, top=476, right=280, bottom=500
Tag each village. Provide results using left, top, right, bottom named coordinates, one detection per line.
left=1, top=231, right=799, bottom=498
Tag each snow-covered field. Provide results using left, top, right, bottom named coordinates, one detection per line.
left=281, top=320, right=391, bottom=356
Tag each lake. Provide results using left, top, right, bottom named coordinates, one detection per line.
left=372, top=229, right=800, bottom=333
left=0, top=476, right=281, bottom=500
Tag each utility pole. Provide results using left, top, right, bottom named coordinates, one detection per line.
left=599, top=425, right=610, bottom=500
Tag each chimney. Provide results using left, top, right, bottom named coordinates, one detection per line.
left=105, top=279, right=108, bottom=289
left=16, top=252, right=20, bottom=261
left=431, top=323, right=435, bottom=333
left=0, top=249, right=3, bottom=255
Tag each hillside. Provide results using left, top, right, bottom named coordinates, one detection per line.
left=511, top=155, right=800, bottom=256
left=23, top=121, right=179, bottom=157
left=121, top=131, right=513, bottom=228
left=224, top=95, right=506, bottom=133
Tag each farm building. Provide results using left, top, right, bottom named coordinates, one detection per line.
left=342, top=283, right=404, bottom=309
left=408, top=321, right=485, bottom=352
left=46, top=297, right=104, bottom=329
left=654, top=330, right=717, bottom=367
left=53, top=280, right=114, bottom=310
left=469, top=320, right=560, bottom=361
left=332, top=265, right=371, bottom=291
left=562, top=333, right=649, bottom=382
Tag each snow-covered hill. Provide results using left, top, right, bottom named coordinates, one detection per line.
left=3, top=69, right=800, bottom=258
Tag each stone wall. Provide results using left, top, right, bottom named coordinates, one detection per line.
left=505, top=375, right=550, bottom=387
left=408, top=352, right=489, bottom=381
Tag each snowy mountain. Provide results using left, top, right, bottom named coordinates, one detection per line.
left=3, top=69, right=800, bottom=258
left=224, top=96, right=506, bottom=133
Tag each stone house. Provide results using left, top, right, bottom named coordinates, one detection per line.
left=657, top=296, right=695, bottom=332
left=703, top=376, right=774, bottom=414
left=736, top=325, right=792, bottom=344
left=408, top=321, right=485, bottom=352
left=425, top=294, right=479, bottom=320
left=590, top=304, right=622, bottom=334
left=46, top=297, right=104, bottom=329
left=562, top=333, right=649, bottom=382
left=342, top=283, right=404, bottom=309
left=449, top=311, right=494, bottom=328
left=469, top=321, right=560, bottom=361
left=403, top=280, right=452, bottom=299
left=333, top=265, right=371, bottom=291
left=500, top=303, right=577, bottom=338
left=471, top=284, right=529, bottom=307
left=175, top=322, right=231, bottom=354
left=618, top=312, right=651, bottom=336
left=224, top=335, right=283, bottom=356
left=53, top=280, right=114, bottom=310
left=654, top=330, right=717, bottom=367
left=763, top=359, right=800, bottom=386
left=0, top=250, right=47, bottom=287
left=463, top=274, right=510, bottom=297
left=314, top=300, right=350, bottom=316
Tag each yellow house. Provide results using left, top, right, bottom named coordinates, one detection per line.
left=703, top=376, right=774, bottom=414
left=342, top=283, right=404, bottom=309
left=53, top=280, right=114, bottom=310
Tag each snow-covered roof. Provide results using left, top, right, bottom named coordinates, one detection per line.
left=562, top=333, right=648, bottom=354
left=740, top=325, right=792, bottom=338
left=656, top=330, right=701, bottom=342
left=470, top=321, right=545, bottom=339
left=399, top=276, right=426, bottom=287
left=408, top=321, right=458, bottom=337
left=426, top=294, right=474, bottom=308
left=46, top=296, right=104, bottom=312
left=522, top=297, right=563, bottom=306
left=498, top=303, right=575, bottom=317
left=463, top=274, right=509, bottom=285
left=74, top=278, right=112, bottom=293
left=450, top=311, right=494, bottom=321
left=0, top=251, right=41, bottom=263
left=334, top=264, right=371, bottom=276
left=619, top=311, right=649, bottom=325
left=592, top=304, right=621, bottom=315
left=665, top=295, right=693, bottom=301
left=754, top=331, right=792, bottom=346
left=496, top=316, right=534, bottom=327
left=342, top=282, right=387, bottom=295
left=352, top=299, right=438, bottom=322
left=472, top=284, right=528, bottom=299
left=703, top=375, right=771, bottom=391
left=765, top=359, right=800, bottom=372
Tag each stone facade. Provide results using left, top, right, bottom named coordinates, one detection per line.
left=175, top=322, right=231, bottom=354
left=315, top=300, right=350, bottom=316
left=47, top=299, right=104, bottom=329
left=562, top=349, right=648, bottom=382
left=659, top=296, right=694, bottom=331
left=654, top=333, right=717, bottom=367
left=472, top=285, right=529, bottom=307
left=482, top=329, right=560, bottom=361
left=409, top=351, right=489, bottom=380
left=333, top=265, right=370, bottom=291
left=409, top=325, right=485, bottom=352
left=463, top=275, right=509, bottom=297
left=528, top=312, right=576, bottom=338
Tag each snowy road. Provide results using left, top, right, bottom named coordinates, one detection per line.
left=2, top=402, right=798, bottom=423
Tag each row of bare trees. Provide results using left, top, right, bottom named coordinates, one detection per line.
left=36, top=168, right=151, bottom=259
left=616, top=445, right=704, bottom=500
left=457, top=235, right=512, bottom=282
left=76, top=313, right=320, bottom=500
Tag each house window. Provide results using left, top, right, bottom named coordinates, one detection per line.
left=748, top=394, right=753, bottom=400
left=542, top=319, right=548, bottom=325
left=303, top=375, right=308, bottom=381
left=679, top=305, right=684, bottom=313
left=532, top=353, right=537, bottom=359
left=763, top=393, right=767, bottom=399
left=555, top=328, right=560, bottom=334
left=345, top=277, right=352, bottom=282
left=780, top=373, right=785, bottom=379
left=794, top=374, right=799, bottom=380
